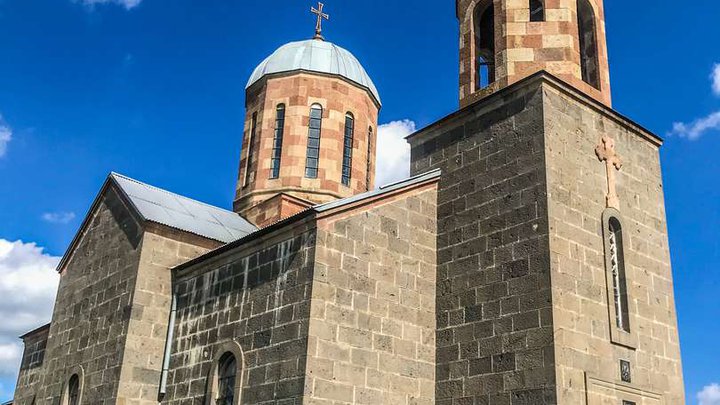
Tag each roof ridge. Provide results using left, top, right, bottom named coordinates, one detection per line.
left=314, top=169, right=441, bottom=213
left=378, top=168, right=442, bottom=190
left=110, top=172, right=238, bottom=215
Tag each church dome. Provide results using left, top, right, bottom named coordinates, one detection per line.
left=246, top=39, right=381, bottom=105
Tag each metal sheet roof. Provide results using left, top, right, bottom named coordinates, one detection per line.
left=315, top=169, right=441, bottom=213
left=173, top=169, right=441, bottom=273
left=111, top=173, right=257, bottom=243
left=246, top=39, right=381, bottom=105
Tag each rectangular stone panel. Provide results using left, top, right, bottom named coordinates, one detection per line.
left=586, top=374, right=663, bottom=405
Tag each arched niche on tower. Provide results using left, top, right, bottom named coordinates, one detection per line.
left=577, top=0, right=601, bottom=89
left=456, top=0, right=612, bottom=107
left=472, top=0, right=496, bottom=90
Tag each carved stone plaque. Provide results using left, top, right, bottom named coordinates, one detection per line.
left=620, top=360, right=632, bottom=383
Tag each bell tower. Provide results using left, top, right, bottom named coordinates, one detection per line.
left=406, top=1, right=685, bottom=404
left=457, top=0, right=612, bottom=107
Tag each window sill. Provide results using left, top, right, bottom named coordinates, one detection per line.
left=610, top=325, right=637, bottom=350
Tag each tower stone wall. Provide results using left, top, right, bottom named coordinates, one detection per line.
left=409, top=73, right=685, bottom=405
left=543, top=84, right=685, bottom=405
left=457, top=0, right=611, bottom=108
left=410, top=78, right=557, bottom=404
left=234, top=73, right=380, bottom=228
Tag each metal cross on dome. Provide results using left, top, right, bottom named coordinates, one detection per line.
left=311, top=2, right=330, bottom=40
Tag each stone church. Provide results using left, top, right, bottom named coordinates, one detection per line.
left=11, top=0, right=685, bottom=404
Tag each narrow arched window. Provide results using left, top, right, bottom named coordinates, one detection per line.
left=243, top=112, right=258, bottom=187
left=474, top=1, right=495, bottom=90
left=67, top=374, right=80, bottom=405
left=270, top=104, right=285, bottom=179
left=217, top=352, right=237, bottom=405
left=530, top=0, right=545, bottom=22
left=366, top=126, right=373, bottom=191
left=341, top=113, right=354, bottom=187
left=608, top=217, right=630, bottom=332
left=577, top=0, right=600, bottom=89
left=305, top=104, right=323, bottom=178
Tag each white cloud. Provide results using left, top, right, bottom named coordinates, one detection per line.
left=699, top=384, right=720, bottom=405
left=669, top=64, right=720, bottom=140
left=42, top=212, right=77, bottom=225
left=77, top=0, right=143, bottom=10
left=0, top=240, right=59, bottom=378
left=0, top=116, right=12, bottom=158
left=669, top=111, right=720, bottom=141
left=375, top=120, right=416, bottom=187
left=712, top=64, right=720, bottom=96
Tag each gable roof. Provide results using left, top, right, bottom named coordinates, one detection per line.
left=110, top=173, right=257, bottom=243
left=19, top=323, right=50, bottom=340
left=57, top=173, right=257, bottom=273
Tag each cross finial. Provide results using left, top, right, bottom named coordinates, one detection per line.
left=595, top=135, right=623, bottom=209
left=311, top=2, right=330, bottom=40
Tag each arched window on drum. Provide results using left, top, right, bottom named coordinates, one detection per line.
left=305, top=104, right=323, bottom=179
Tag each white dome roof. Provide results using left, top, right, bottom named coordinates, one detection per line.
left=246, top=39, right=381, bottom=105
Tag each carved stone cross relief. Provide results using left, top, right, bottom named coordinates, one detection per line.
left=595, top=135, right=623, bottom=209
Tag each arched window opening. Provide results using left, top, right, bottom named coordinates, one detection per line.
left=530, top=0, right=545, bottom=22
left=474, top=1, right=496, bottom=90
left=341, top=113, right=355, bottom=187
left=305, top=104, right=323, bottom=178
left=366, top=126, right=373, bottom=191
left=217, top=352, right=237, bottom=405
left=608, top=217, right=630, bottom=332
left=243, top=112, right=259, bottom=187
left=67, top=374, right=80, bottom=405
left=577, top=0, right=600, bottom=89
left=270, top=104, right=285, bottom=179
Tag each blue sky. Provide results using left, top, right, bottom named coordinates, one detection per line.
left=0, top=0, right=718, bottom=403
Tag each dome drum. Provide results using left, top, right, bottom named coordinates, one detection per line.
left=234, top=39, right=381, bottom=228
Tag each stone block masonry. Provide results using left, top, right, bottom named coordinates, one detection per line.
left=543, top=84, right=685, bottom=404
left=304, top=184, right=438, bottom=405
left=456, top=0, right=612, bottom=108
left=167, top=179, right=438, bottom=405
left=235, top=73, right=380, bottom=223
left=116, top=225, right=217, bottom=405
left=13, top=184, right=217, bottom=405
left=410, top=78, right=556, bottom=405
left=31, top=187, right=146, bottom=405
left=13, top=325, right=49, bottom=404
left=166, top=226, right=317, bottom=405
left=409, top=72, right=685, bottom=404
left=10, top=70, right=684, bottom=405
